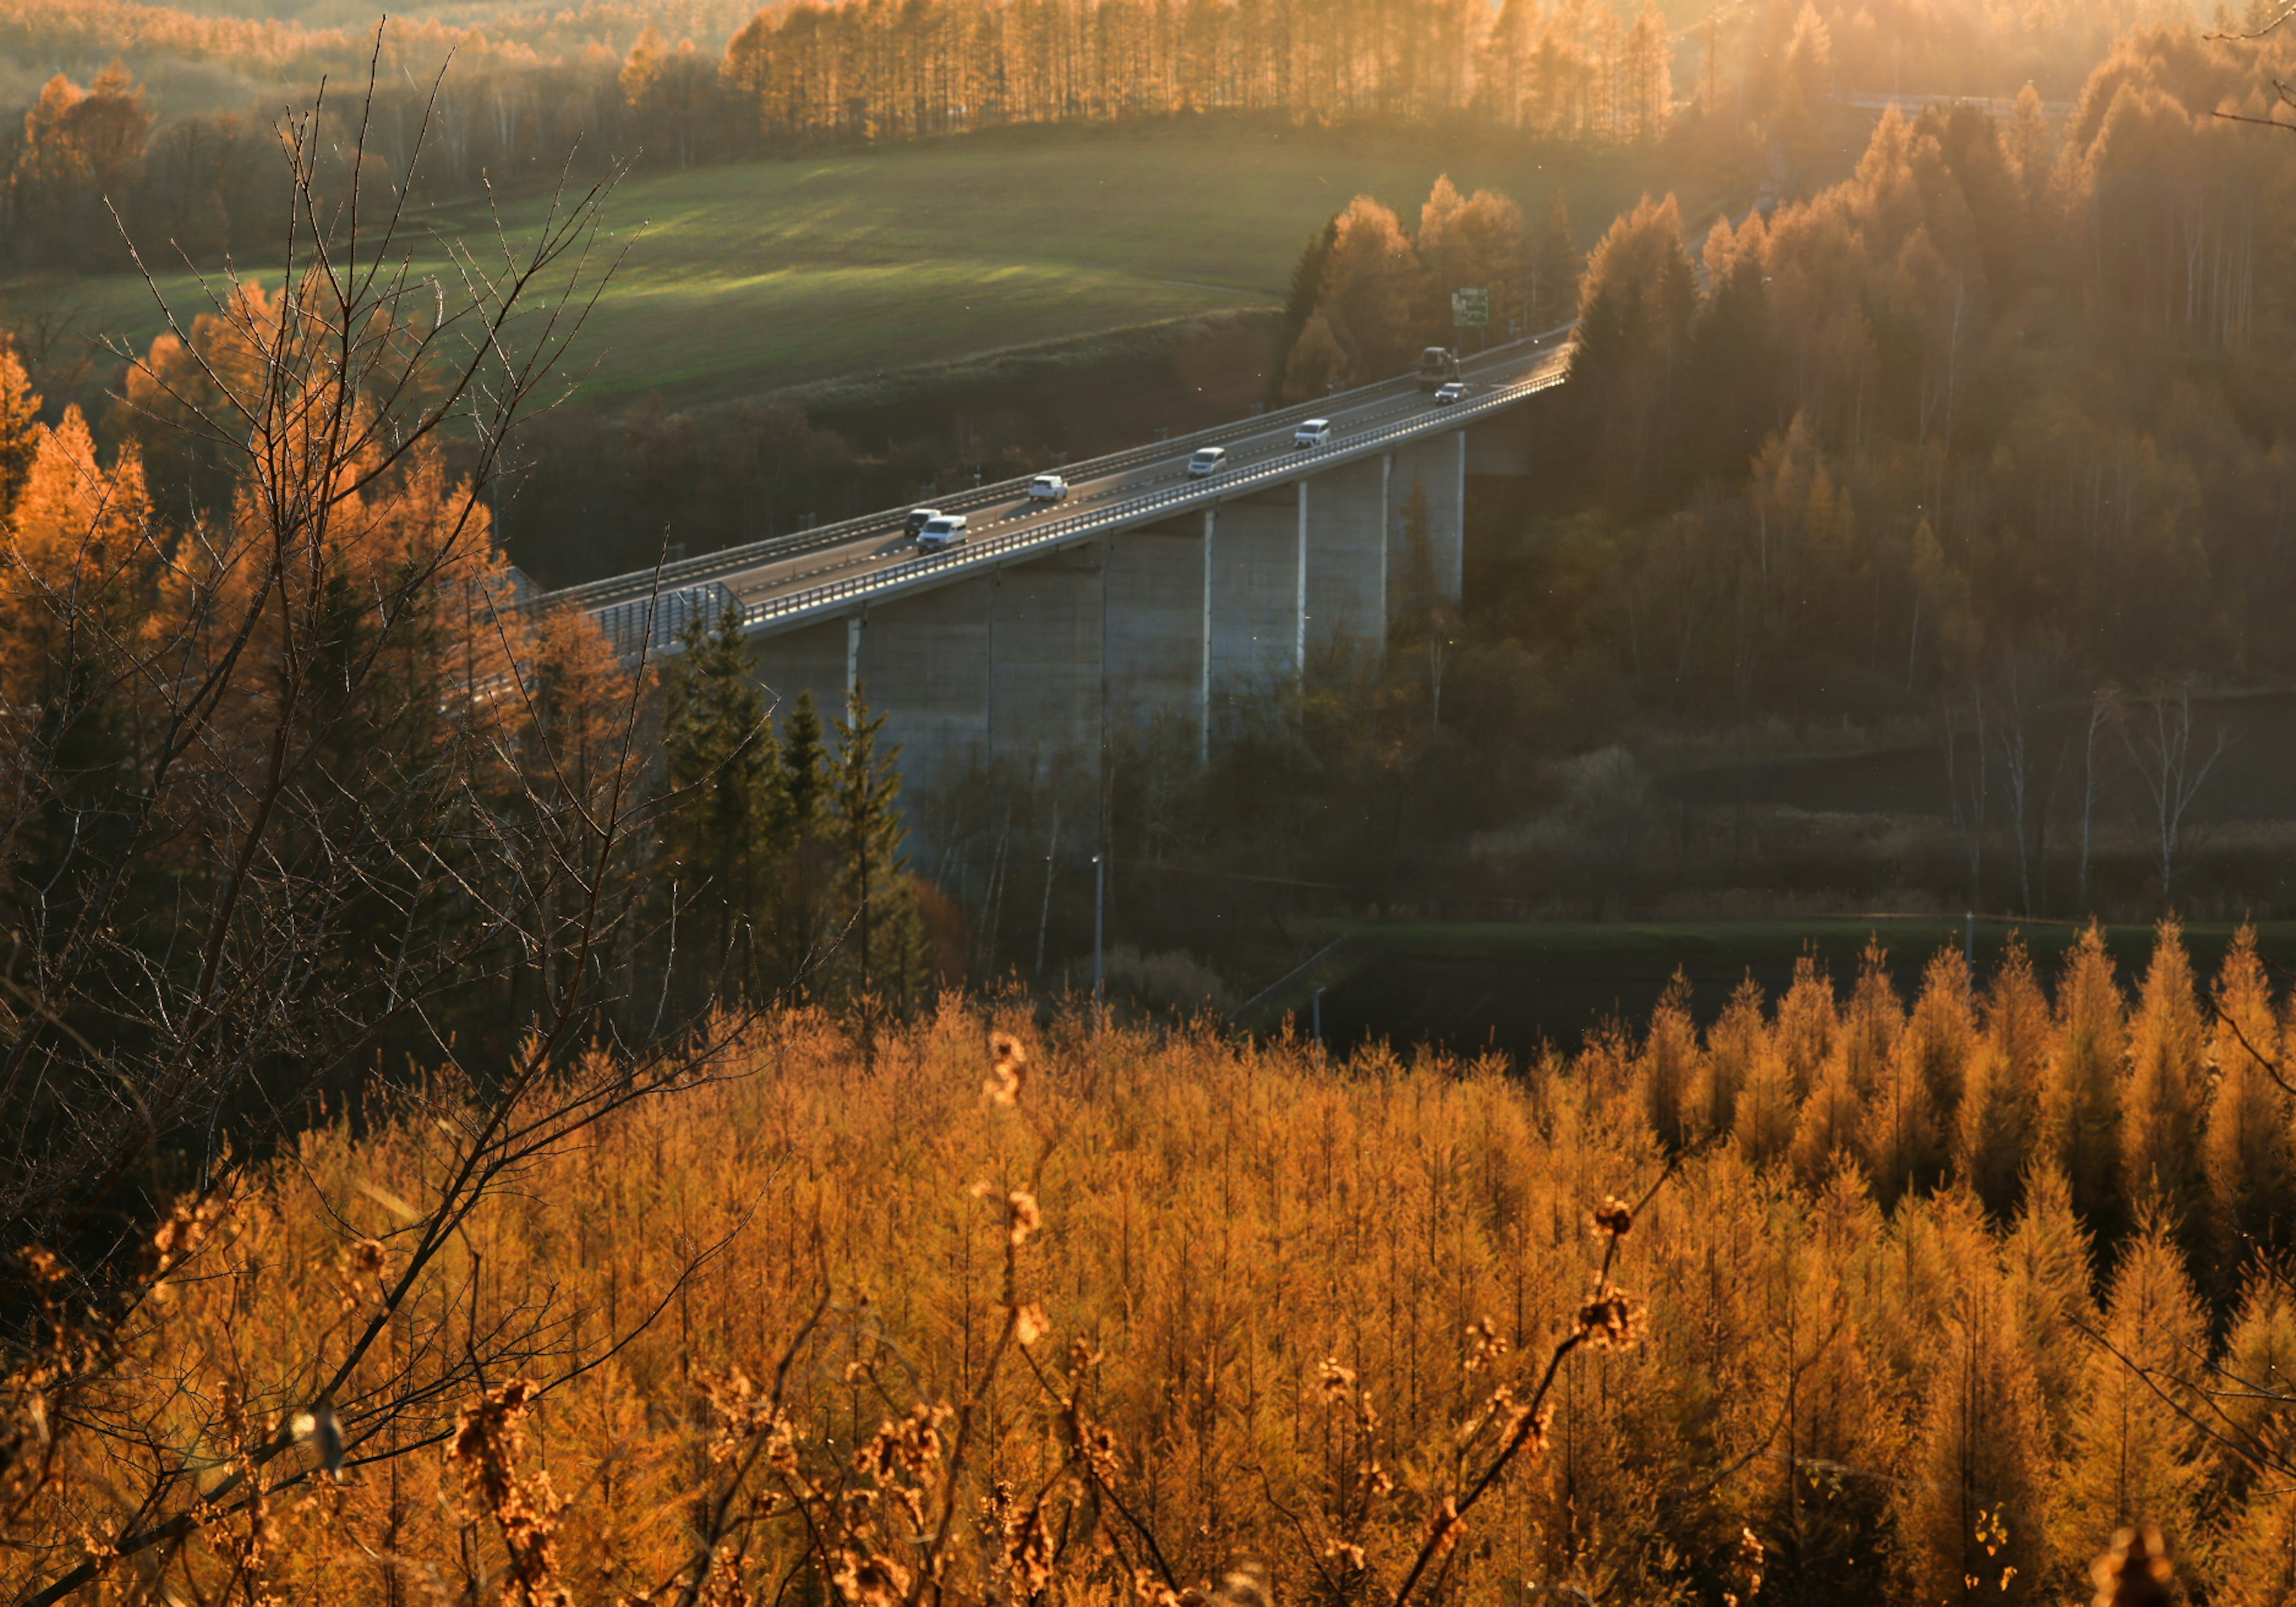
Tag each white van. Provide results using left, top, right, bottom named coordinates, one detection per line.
left=1293, top=418, right=1332, bottom=448
left=1187, top=446, right=1228, bottom=477
left=916, top=513, right=969, bottom=552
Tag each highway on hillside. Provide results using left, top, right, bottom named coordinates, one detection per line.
left=564, top=333, right=1570, bottom=641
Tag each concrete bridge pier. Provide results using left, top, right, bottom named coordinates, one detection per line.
left=753, top=613, right=854, bottom=726
left=1104, top=511, right=1212, bottom=763
left=743, top=425, right=1479, bottom=814
left=1208, top=488, right=1306, bottom=738
left=1300, top=454, right=1389, bottom=657
left=1385, top=429, right=1467, bottom=620
left=849, top=576, right=996, bottom=786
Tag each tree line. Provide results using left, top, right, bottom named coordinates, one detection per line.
left=719, top=0, right=1671, bottom=142
left=16, top=929, right=2296, bottom=1605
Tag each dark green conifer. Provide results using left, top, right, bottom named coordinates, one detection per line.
left=831, top=686, right=923, bottom=1013
left=658, top=606, right=780, bottom=997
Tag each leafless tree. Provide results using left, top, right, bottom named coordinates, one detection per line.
left=2120, top=681, right=2231, bottom=909
left=2077, top=682, right=2123, bottom=916
left=0, top=47, right=760, bottom=1602
left=1943, top=685, right=1988, bottom=905
left=1989, top=643, right=2064, bottom=919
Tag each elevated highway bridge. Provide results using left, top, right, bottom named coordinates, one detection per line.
left=542, top=332, right=1572, bottom=798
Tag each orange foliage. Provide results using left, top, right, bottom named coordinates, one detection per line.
left=19, top=927, right=2296, bottom=1602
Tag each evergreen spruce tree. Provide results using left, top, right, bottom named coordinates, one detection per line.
left=1269, top=215, right=1340, bottom=402
left=830, top=686, right=921, bottom=1013
left=765, top=691, right=833, bottom=994
left=658, top=606, right=781, bottom=998
left=2205, top=927, right=2295, bottom=1286
left=2122, top=918, right=2212, bottom=1277
left=779, top=689, right=829, bottom=831
left=2040, top=925, right=2130, bottom=1245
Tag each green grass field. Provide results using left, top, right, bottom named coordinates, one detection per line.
left=9, top=120, right=1730, bottom=414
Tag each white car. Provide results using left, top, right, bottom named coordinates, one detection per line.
left=916, top=513, right=969, bottom=552
left=1187, top=446, right=1228, bottom=477
left=1028, top=473, right=1069, bottom=503
left=1433, top=381, right=1466, bottom=406
left=1293, top=418, right=1332, bottom=448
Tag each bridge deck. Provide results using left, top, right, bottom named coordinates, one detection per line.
left=554, top=335, right=1571, bottom=653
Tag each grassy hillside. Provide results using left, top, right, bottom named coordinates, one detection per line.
left=7, top=119, right=1738, bottom=415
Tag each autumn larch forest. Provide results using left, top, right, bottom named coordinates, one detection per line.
left=6, top=0, right=2296, bottom=1599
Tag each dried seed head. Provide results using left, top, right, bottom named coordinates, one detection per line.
left=1015, top=1302, right=1049, bottom=1348
left=1504, top=1401, right=1552, bottom=1456
left=450, top=1379, right=570, bottom=1605
left=1132, top=1569, right=1184, bottom=1607
left=1325, top=1541, right=1367, bottom=1572
left=1007, top=1190, right=1042, bottom=1247
left=1217, top=1564, right=1271, bottom=1607
left=986, top=1032, right=1028, bottom=1106
left=1592, top=1196, right=1634, bottom=1238
left=853, top=1404, right=950, bottom=1483
left=1576, top=1287, right=1643, bottom=1350
left=289, top=1404, right=346, bottom=1483
left=832, top=1550, right=911, bottom=1607
left=1006, top=1504, right=1055, bottom=1593
left=1721, top=1525, right=1764, bottom=1607
left=338, top=1236, right=388, bottom=1312
left=1317, top=1358, right=1358, bottom=1400
left=1424, top=1496, right=1465, bottom=1559
left=2092, top=1527, right=2172, bottom=1607
left=149, top=1197, right=223, bottom=1271
left=764, top=1417, right=799, bottom=1475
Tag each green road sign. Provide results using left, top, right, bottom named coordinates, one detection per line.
left=1451, top=287, right=1489, bottom=328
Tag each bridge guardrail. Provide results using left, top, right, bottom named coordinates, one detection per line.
left=554, top=331, right=1569, bottom=613
left=604, top=352, right=1566, bottom=653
